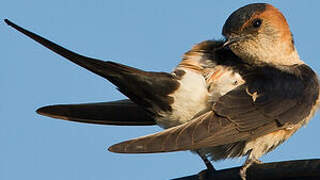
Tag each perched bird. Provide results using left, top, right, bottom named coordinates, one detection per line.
left=5, top=3, right=320, bottom=179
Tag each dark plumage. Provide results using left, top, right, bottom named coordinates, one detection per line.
left=5, top=3, right=320, bottom=180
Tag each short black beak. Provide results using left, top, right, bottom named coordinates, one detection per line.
left=223, top=39, right=232, bottom=48
left=223, top=36, right=242, bottom=48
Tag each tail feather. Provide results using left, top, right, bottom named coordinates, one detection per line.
left=5, top=19, right=180, bottom=113
left=36, top=99, right=156, bottom=126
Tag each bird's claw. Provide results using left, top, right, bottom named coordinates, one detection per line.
left=240, top=157, right=263, bottom=180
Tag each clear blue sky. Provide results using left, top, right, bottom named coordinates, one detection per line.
left=1, top=1, right=320, bottom=179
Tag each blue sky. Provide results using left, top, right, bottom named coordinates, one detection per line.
left=1, top=1, right=320, bottom=179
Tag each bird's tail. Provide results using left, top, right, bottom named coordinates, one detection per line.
left=5, top=19, right=179, bottom=125
left=36, top=100, right=156, bottom=125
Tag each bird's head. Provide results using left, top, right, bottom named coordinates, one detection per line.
left=222, top=3, right=302, bottom=66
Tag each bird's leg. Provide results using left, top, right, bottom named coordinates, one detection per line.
left=197, top=150, right=217, bottom=180
left=196, top=150, right=216, bottom=173
left=240, top=151, right=262, bottom=180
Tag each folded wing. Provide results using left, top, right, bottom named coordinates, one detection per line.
left=109, top=65, right=319, bottom=153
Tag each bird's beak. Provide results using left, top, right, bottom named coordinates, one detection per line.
left=223, top=35, right=243, bottom=48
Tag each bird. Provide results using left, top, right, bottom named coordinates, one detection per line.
left=5, top=3, right=320, bottom=180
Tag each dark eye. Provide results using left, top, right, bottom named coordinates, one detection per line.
left=252, top=19, right=262, bottom=28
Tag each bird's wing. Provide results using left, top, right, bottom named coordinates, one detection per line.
left=5, top=19, right=180, bottom=113
left=36, top=99, right=156, bottom=125
left=109, top=65, right=319, bottom=153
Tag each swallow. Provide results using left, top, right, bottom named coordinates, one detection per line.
left=5, top=3, right=320, bottom=180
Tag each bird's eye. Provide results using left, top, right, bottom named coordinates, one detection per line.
left=252, top=19, right=262, bottom=28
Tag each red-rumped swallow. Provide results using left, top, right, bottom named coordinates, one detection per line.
left=5, top=3, right=320, bottom=180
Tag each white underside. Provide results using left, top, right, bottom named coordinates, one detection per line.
left=156, top=69, right=209, bottom=128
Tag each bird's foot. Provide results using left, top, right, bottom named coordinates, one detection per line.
left=198, top=169, right=214, bottom=180
left=253, top=159, right=263, bottom=164
left=196, top=150, right=216, bottom=179
left=240, top=165, right=249, bottom=180
left=240, top=157, right=263, bottom=180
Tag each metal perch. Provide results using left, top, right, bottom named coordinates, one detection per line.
left=173, top=159, right=320, bottom=180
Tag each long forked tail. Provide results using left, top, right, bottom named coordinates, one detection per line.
left=5, top=19, right=180, bottom=115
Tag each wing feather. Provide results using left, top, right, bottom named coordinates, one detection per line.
left=109, top=65, right=319, bottom=153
